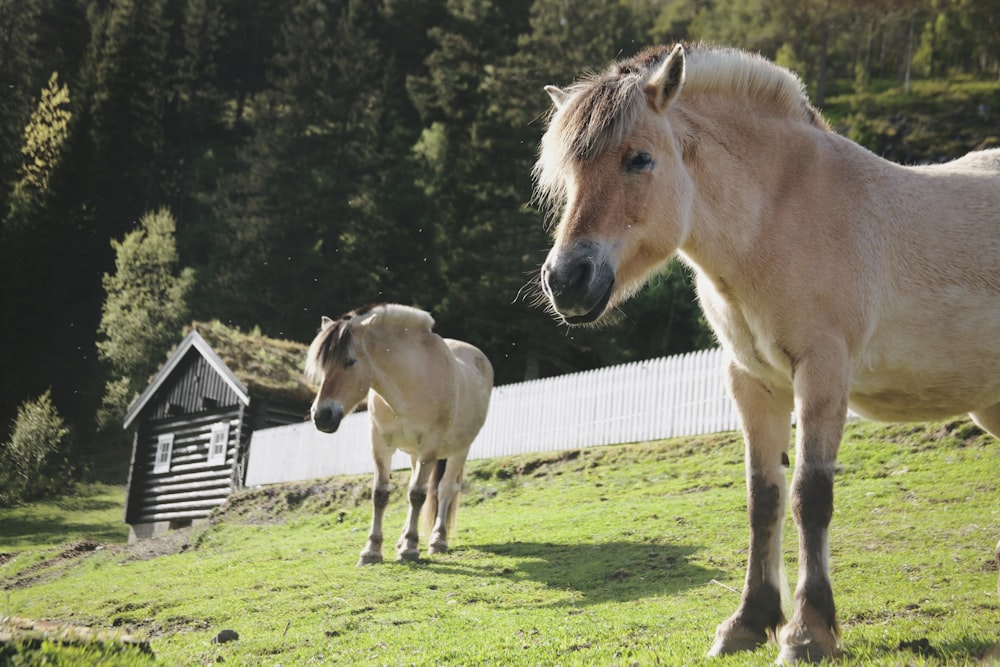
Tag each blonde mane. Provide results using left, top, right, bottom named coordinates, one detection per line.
left=305, top=303, right=435, bottom=383
left=534, top=44, right=829, bottom=214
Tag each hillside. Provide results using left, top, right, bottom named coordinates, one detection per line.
left=825, top=77, right=1000, bottom=163
left=2, top=418, right=999, bottom=665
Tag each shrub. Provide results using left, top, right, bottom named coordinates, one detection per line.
left=0, top=390, right=74, bottom=506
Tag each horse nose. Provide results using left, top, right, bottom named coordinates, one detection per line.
left=313, top=400, right=344, bottom=433
left=541, top=240, right=615, bottom=324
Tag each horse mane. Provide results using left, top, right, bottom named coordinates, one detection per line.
left=534, top=43, right=829, bottom=214
left=305, top=303, right=435, bottom=383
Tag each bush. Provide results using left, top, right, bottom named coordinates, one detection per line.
left=0, top=389, right=74, bottom=506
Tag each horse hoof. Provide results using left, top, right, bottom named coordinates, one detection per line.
left=775, top=642, right=830, bottom=664
left=357, top=552, right=383, bottom=566
left=707, top=635, right=762, bottom=657
left=707, top=619, right=767, bottom=657
left=428, top=542, right=449, bottom=555
left=396, top=548, right=420, bottom=562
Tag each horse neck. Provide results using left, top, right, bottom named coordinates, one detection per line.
left=360, top=324, right=441, bottom=413
left=672, top=96, right=836, bottom=278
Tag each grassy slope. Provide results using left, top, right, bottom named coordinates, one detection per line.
left=823, top=76, right=1000, bottom=162
left=2, top=419, right=998, bottom=666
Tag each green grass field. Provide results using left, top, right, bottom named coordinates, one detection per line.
left=2, top=418, right=999, bottom=665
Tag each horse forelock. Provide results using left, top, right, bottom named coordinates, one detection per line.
left=305, top=315, right=354, bottom=384
left=304, top=303, right=435, bottom=384
left=533, top=44, right=827, bottom=215
left=534, top=67, right=646, bottom=216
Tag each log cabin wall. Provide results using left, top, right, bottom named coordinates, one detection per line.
left=124, top=326, right=313, bottom=542
left=128, top=406, right=246, bottom=526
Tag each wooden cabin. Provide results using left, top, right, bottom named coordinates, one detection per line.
left=122, top=321, right=314, bottom=543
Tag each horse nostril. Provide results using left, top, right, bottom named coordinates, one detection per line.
left=545, top=255, right=594, bottom=298
left=565, top=257, right=594, bottom=294
left=313, top=401, right=344, bottom=433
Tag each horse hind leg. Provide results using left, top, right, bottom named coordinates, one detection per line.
left=969, top=403, right=1000, bottom=601
left=427, top=455, right=467, bottom=555
left=969, top=402, right=1000, bottom=440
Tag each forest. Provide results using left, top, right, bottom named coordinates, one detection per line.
left=1, top=0, right=998, bottom=490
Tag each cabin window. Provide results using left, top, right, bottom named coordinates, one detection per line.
left=154, top=434, right=174, bottom=473
left=208, top=422, right=229, bottom=466
left=202, top=397, right=218, bottom=409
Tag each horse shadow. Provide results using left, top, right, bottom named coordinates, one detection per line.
left=424, top=539, right=723, bottom=608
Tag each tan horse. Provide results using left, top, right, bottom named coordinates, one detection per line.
left=305, top=303, right=493, bottom=565
left=536, top=43, right=1000, bottom=663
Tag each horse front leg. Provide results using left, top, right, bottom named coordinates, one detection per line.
left=358, top=433, right=392, bottom=566
left=396, top=459, right=435, bottom=562
left=710, top=363, right=793, bottom=656
left=777, top=345, right=850, bottom=664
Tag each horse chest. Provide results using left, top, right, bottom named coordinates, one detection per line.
left=697, top=275, right=794, bottom=388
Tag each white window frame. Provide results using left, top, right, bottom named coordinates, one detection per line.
left=154, top=433, right=174, bottom=473
left=208, top=422, right=229, bottom=466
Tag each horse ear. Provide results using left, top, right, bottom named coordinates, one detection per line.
left=321, top=316, right=334, bottom=330
left=355, top=311, right=379, bottom=329
left=646, top=44, right=686, bottom=112
left=545, top=85, right=569, bottom=110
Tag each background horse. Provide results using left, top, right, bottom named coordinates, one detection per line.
left=305, top=303, right=493, bottom=565
left=536, top=43, right=1000, bottom=663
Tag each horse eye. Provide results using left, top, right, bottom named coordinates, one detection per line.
left=625, top=151, right=655, bottom=173
left=345, top=358, right=357, bottom=369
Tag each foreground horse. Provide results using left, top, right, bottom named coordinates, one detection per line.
left=305, top=303, right=493, bottom=564
left=536, top=43, right=1000, bottom=662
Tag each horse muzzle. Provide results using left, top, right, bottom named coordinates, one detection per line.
left=541, top=239, right=615, bottom=325
left=312, top=399, right=345, bottom=433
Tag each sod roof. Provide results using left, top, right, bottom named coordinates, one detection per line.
left=188, top=320, right=315, bottom=406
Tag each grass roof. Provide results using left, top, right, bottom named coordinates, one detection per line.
left=188, top=321, right=315, bottom=406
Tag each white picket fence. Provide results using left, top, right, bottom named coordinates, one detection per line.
left=244, top=347, right=739, bottom=486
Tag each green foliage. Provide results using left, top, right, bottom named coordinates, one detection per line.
left=2, top=0, right=999, bottom=473
left=5, top=72, right=72, bottom=230
left=0, top=390, right=73, bottom=507
left=96, top=208, right=194, bottom=431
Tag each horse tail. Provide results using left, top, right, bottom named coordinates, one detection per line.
left=421, top=457, right=463, bottom=543
left=443, top=458, right=464, bottom=540
left=421, top=458, right=446, bottom=539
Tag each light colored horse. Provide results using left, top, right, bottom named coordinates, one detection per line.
left=305, top=303, right=493, bottom=565
left=536, top=43, right=1000, bottom=663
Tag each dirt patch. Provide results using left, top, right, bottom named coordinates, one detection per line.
left=2, top=533, right=200, bottom=590
left=219, top=478, right=371, bottom=523
left=2, top=541, right=104, bottom=590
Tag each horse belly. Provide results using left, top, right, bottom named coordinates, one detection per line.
left=850, top=350, right=1000, bottom=422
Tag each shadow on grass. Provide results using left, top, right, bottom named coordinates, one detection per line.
left=429, top=540, right=723, bottom=607
left=0, top=516, right=127, bottom=548
left=0, top=494, right=128, bottom=549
